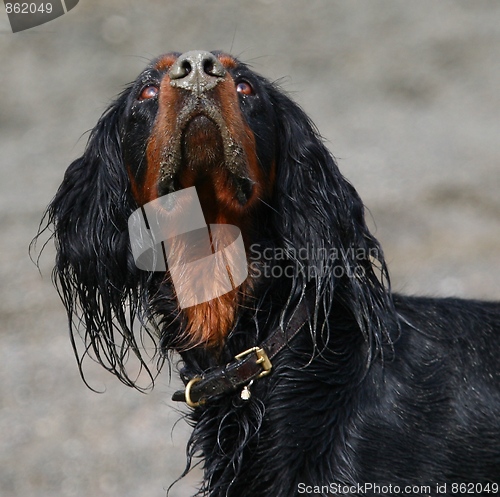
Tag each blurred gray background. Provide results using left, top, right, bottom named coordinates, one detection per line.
left=1, top=1, right=499, bottom=496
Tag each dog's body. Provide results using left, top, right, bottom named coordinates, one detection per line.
left=40, top=51, right=500, bottom=496
left=187, top=295, right=500, bottom=496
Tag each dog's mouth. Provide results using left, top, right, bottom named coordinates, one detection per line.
left=158, top=102, right=255, bottom=217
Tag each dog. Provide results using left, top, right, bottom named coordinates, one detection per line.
left=40, top=51, right=500, bottom=496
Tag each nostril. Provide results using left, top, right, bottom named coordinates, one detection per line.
left=203, top=59, right=214, bottom=76
left=203, top=55, right=225, bottom=78
left=170, top=59, right=192, bottom=81
left=181, top=60, right=192, bottom=76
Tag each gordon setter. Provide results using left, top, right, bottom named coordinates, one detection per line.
left=41, top=51, right=499, bottom=496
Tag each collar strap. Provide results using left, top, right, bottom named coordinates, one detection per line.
left=172, top=301, right=310, bottom=407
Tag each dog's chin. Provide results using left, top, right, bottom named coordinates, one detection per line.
left=181, top=114, right=224, bottom=172
left=158, top=115, right=254, bottom=216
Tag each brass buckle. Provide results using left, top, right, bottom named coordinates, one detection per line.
left=234, top=347, right=272, bottom=379
left=184, top=376, right=204, bottom=408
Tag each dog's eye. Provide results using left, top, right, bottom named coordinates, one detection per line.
left=236, top=81, right=254, bottom=96
left=138, top=85, right=159, bottom=101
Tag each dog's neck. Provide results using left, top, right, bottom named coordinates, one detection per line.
left=173, top=295, right=311, bottom=407
left=178, top=294, right=371, bottom=495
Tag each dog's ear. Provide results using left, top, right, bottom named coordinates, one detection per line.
left=44, top=89, right=156, bottom=388
left=270, top=87, right=396, bottom=355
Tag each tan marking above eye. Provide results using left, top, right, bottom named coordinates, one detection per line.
left=138, top=85, right=159, bottom=101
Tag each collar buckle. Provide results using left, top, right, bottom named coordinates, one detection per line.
left=234, top=346, right=272, bottom=378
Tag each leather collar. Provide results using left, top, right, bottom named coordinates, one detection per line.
left=172, top=299, right=310, bottom=407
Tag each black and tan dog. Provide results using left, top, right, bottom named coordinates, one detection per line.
left=40, top=51, right=500, bottom=496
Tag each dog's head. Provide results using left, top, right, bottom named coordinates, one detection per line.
left=125, top=51, right=273, bottom=210
left=39, top=51, right=392, bottom=387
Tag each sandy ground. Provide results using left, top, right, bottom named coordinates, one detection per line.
left=1, top=1, right=499, bottom=496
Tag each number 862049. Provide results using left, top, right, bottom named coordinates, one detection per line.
left=5, top=3, right=54, bottom=14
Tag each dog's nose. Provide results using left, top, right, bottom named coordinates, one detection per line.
left=169, top=51, right=226, bottom=93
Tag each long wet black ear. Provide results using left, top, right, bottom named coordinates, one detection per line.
left=41, top=89, right=157, bottom=388
left=269, top=85, right=396, bottom=358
